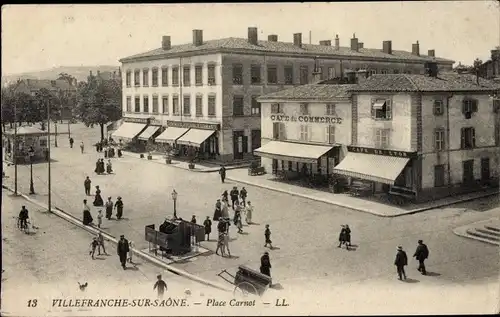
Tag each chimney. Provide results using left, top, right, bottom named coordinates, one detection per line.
left=428, top=49, right=435, bottom=57
left=162, top=36, right=171, bottom=50
left=350, top=33, right=359, bottom=51
left=345, top=70, right=356, bottom=84
left=293, top=33, right=302, bottom=47
left=356, top=70, right=369, bottom=84
left=268, top=34, right=278, bottom=42
left=193, top=30, right=203, bottom=46
left=358, top=42, right=364, bottom=49
left=248, top=27, right=258, bottom=45
left=319, top=40, right=331, bottom=46
left=412, top=41, right=420, bottom=56
left=335, top=34, right=340, bottom=50
left=383, top=40, right=392, bottom=54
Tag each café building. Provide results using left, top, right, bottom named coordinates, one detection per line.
left=112, top=117, right=164, bottom=151
left=256, top=84, right=353, bottom=184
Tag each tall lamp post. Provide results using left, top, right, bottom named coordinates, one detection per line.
left=171, top=189, right=178, bottom=219
left=28, top=147, right=35, bottom=194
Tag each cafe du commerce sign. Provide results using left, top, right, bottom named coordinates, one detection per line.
left=347, top=146, right=417, bottom=158
left=270, top=115, right=343, bottom=124
left=125, top=117, right=159, bottom=125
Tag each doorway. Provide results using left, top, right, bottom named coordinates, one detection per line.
left=481, top=157, right=490, bottom=183
left=462, top=159, right=474, bottom=185
left=233, top=130, right=245, bottom=160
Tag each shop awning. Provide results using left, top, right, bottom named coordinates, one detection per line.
left=155, top=127, right=189, bottom=144
left=138, top=126, right=161, bottom=141
left=176, top=129, right=215, bottom=147
left=253, top=141, right=334, bottom=164
left=373, top=101, right=386, bottom=109
left=112, top=122, right=147, bottom=140
left=333, top=152, right=409, bottom=184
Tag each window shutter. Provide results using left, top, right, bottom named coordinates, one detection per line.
left=325, top=126, right=330, bottom=143
left=282, top=123, right=287, bottom=140
left=273, top=122, right=278, bottom=139
left=371, top=98, right=376, bottom=118
left=460, top=128, right=465, bottom=148
left=472, top=128, right=476, bottom=147
left=386, top=99, right=392, bottom=119
left=472, top=99, right=478, bottom=113
left=433, top=101, right=437, bottom=115
left=462, top=100, right=466, bottom=114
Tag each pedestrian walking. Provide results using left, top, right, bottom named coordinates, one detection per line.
left=203, top=216, right=212, bottom=241
left=215, top=230, right=225, bottom=256
left=153, top=274, right=168, bottom=298
left=338, top=225, right=346, bottom=248
left=106, top=160, right=113, bottom=174
left=191, top=215, right=197, bottom=225
left=115, top=196, right=124, bottom=220
left=97, top=232, right=107, bottom=255
left=84, top=176, right=92, bottom=196
left=219, top=165, right=226, bottom=183
left=394, top=246, right=408, bottom=281
left=99, top=159, right=105, bottom=174
left=260, top=252, right=272, bottom=277
left=235, top=212, right=243, bottom=234
left=18, top=206, right=29, bottom=230
left=213, top=199, right=222, bottom=221
left=89, top=237, right=99, bottom=259
left=240, top=187, right=247, bottom=207
left=222, top=190, right=229, bottom=202
left=93, top=186, right=104, bottom=206
left=217, top=217, right=226, bottom=233
left=230, top=187, right=239, bottom=209
left=413, top=240, right=429, bottom=275
left=223, top=233, right=231, bottom=257
left=245, top=201, right=253, bottom=224
left=69, top=137, right=74, bottom=148
left=128, top=241, right=135, bottom=264
left=82, top=199, right=93, bottom=226
left=221, top=199, right=229, bottom=219
left=97, top=210, right=103, bottom=228
left=117, top=235, right=130, bottom=270
left=105, top=197, right=113, bottom=220
left=264, top=224, right=273, bottom=249
left=344, top=224, right=352, bottom=250
left=80, top=141, right=84, bottom=153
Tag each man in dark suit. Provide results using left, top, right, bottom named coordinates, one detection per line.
left=413, top=240, right=429, bottom=275
left=117, top=235, right=130, bottom=270
left=394, top=246, right=408, bottom=280
left=260, top=252, right=272, bottom=277
left=219, top=165, right=226, bottom=183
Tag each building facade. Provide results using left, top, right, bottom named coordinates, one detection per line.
left=119, top=27, right=454, bottom=162
left=478, top=48, right=500, bottom=79
left=257, top=70, right=500, bottom=202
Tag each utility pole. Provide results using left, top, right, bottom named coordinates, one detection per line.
left=13, top=100, right=18, bottom=195
left=47, top=99, right=52, bottom=213
left=309, top=30, right=312, bottom=45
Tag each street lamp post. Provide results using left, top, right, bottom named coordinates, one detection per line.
left=28, top=147, right=35, bottom=194
left=54, top=121, right=58, bottom=147
left=171, top=189, right=178, bottom=219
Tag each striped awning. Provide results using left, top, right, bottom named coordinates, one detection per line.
left=138, top=126, right=161, bottom=141
left=155, top=127, right=189, bottom=144
left=176, top=129, right=215, bottom=147
left=112, top=123, right=146, bottom=140
left=333, top=152, right=409, bottom=184
left=253, top=141, right=334, bottom=164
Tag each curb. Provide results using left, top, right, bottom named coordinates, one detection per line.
left=453, top=219, right=500, bottom=246
left=226, top=177, right=500, bottom=218
left=2, top=184, right=232, bottom=293
left=121, top=151, right=248, bottom=173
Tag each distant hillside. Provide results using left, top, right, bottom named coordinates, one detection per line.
left=2, top=65, right=120, bottom=86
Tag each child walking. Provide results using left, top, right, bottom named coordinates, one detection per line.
left=97, top=210, right=103, bottom=228
left=264, top=224, right=273, bottom=249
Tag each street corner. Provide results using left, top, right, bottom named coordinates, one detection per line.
left=453, top=218, right=500, bottom=246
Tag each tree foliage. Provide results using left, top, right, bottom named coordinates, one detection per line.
left=74, top=74, right=122, bottom=140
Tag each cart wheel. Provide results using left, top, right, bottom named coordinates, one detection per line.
left=234, top=282, right=258, bottom=297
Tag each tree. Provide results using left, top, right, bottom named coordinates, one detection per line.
left=74, top=75, right=122, bottom=141
left=473, top=58, right=483, bottom=85
left=57, top=72, right=76, bottom=85
left=33, top=88, right=60, bottom=130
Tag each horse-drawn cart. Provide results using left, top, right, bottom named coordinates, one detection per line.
left=217, top=265, right=272, bottom=297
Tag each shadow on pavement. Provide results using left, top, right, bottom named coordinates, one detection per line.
left=269, top=247, right=281, bottom=251
left=199, top=250, right=215, bottom=257
left=270, top=283, right=284, bottom=290
left=404, top=278, right=420, bottom=283
left=226, top=255, right=240, bottom=260
left=425, top=271, right=441, bottom=277
left=238, top=232, right=249, bottom=235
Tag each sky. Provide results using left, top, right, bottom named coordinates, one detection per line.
left=2, top=2, right=499, bottom=76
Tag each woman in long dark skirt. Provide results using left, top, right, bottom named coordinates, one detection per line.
left=213, top=199, right=222, bottom=221
left=338, top=225, right=346, bottom=248
left=93, top=186, right=104, bottom=207
left=115, top=196, right=124, bottom=220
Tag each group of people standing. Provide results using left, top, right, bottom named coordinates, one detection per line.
left=95, top=158, right=113, bottom=175
left=338, top=224, right=352, bottom=250
left=82, top=179, right=125, bottom=226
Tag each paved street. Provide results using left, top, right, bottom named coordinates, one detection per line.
left=2, top=123, right=499, bottom=314
left=1, top=190, right=223, bottom=317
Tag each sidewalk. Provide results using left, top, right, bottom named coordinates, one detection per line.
left=454, top=212, right=500, bottom=246
left=226, top=168, right=500, bottom=217
left=121, top=150, right=250, bottom=173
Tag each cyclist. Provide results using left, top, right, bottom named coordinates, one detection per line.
left=18, top=206, right=29, bottom=230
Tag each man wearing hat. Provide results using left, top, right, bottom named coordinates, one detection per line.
left=413, top=240, right=429, bottom=275
left=260, top=252, right=272, bottom=277
left=394, top=246, right=408, bottom=280
left=114, top=196, right=124, bottom=220
left=117, top=235, right=130, bottom=270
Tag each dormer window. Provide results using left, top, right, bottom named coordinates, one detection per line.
left=462, top=98, right=478, bottom=119
left=371, top=98, right=392, bottom=120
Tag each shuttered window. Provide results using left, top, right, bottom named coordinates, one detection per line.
left=460, top=127, right=476, bottom=149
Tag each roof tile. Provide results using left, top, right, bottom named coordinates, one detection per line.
left=258, top=84, right=354, bottom=101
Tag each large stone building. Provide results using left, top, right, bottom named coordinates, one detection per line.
left=256, top=69, right=500, bottom=202
left=478, top=48, right=500, bottom=79
left=118, top=27, right=454, bottom=162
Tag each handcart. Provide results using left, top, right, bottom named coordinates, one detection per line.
left=217, top=265, right=272, bottom=297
